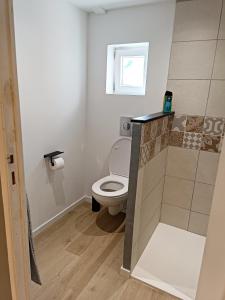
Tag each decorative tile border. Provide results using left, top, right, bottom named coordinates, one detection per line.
left=155, top=136, right=162, bottom=156
left=201, top=135, right=221, bottom=153
left=139, top=113, right=224, bottom=168
left=139, top=115, right=173, bottom=168
left=151, top=120, right=158, bottom=140
left=203, top=117, right=224, bottom=136
left=156, top=118, right=163, bottom=137
left=169, top=114, right=224, bottom=153
left=186, top=116, right=204, bottom=133
left=140, top=140, right=155, bottom=168
left=162, top=117, right=169, bottom=134
left=172, top=115, right=186, bottom=132
left=168, top=115, right=174, bottom=132
left=161, top=132, right=169, bottom=151
left=183, top=132, right=202, bottom=150
left=169, top=131, right=184, bottom=147
left=142, top=123, right=151, bottom=144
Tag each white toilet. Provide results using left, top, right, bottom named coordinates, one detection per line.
left=92, top=137, right=131, bottom=216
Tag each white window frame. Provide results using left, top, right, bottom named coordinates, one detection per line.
left=106, top=43, right=149, bottom=96
left=114, top=46, right=149, bottom=95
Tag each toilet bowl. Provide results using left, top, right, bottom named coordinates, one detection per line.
left=92, top=138, right=131, bottom=216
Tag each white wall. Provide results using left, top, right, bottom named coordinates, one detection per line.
left=13, top=0, right=87, bottom=229
left=85, top=1, right=176, bottom=194
left=13, top=0, right=175, bottom=229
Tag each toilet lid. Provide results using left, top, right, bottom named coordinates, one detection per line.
left=109, top=138, right=131, bottom=178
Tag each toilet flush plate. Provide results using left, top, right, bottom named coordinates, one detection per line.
left=120, top=116, right=133, bottom=137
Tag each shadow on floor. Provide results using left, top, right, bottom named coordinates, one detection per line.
left=96, top=208, right=126, bottom=233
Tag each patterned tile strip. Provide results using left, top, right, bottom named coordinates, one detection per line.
left=169, top=131, right=184, bottom=147
left=172, top=115, right=186, bottom=132
left=169, top=114, right=224, bottom=154
left=186, top=116, right=204, bottom=133
left=201, top=135, right=221, bottom=153
left=203, top=117, right=224, bottom=136
left=183, top=132, right=202, bottom=150
left=139, top=113, right=225, bottom=168
left=139, top=115, right=172, bottom=168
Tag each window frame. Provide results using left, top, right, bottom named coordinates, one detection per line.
left=114, top=46, right=149, bottom=96
left=106, top=42, right=149, bottom=96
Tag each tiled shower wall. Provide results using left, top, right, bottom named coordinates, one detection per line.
left=162, top=0, right=225, bottom=236
left=128, top=115, right=173, bottom=270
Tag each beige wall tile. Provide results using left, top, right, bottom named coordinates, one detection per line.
left=131, top=168, right=144, bottom=246
left=133, top=160, right=165, bottom=266
left=140, top=178, right=164, bottom=232
left=219, top=1, right=225, bottom=39
left=142, top=148, right=167, bottom=199
left=192, top=182, right=214, bottom=215
left=212, top=40, right=225, bottom=79
left=135, top=167, right=144, bottom=209
left=167, top=80, right=210, bottom=115
left=169, top=41, right=217, bottom=80
left=173, top=0, right=221, bottom=41
left=196, top=151, right=220, bottom=184
left=206, top=80, right=225, bottom=118
left=131, top=241, right=139, bottom=271
left=163, top=176, right=194, bottom=209
left=161, top=203, right=189, bottom=230
left=138, top=207, right=160, bottom=258
left=166, top=146, right=199, bottom=180
left=188, top=212, right=209, bottom=236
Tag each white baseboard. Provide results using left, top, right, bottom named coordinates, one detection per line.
left=32, top=195, right=87, bottom=237
left=120, top=266, right=131, bottom=278
left=85, top=195, right=92, bottom=203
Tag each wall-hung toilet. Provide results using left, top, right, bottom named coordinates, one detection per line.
left=92, top=138, right=131, bottom=216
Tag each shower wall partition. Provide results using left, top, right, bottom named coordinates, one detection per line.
left=123, top=112, right=174, bottom=271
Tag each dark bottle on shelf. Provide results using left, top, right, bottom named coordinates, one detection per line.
left=163, top=91, right=173, bottom=113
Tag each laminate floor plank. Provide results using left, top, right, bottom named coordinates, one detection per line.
left=31, top=203, right=179, bottom=300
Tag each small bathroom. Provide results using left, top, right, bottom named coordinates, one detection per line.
left=11, top=0, right=225, bottom=299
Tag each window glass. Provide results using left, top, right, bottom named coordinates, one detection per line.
left=120, top=56, right=145, bottom=88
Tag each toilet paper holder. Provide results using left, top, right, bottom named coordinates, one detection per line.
left=44, top=151, right=64, bottom=166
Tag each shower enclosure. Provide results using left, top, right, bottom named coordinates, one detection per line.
left=123, top=110, right=221, bottom=300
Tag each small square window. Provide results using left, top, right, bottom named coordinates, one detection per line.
left=120, top=56, right=145, bottom=88
left=106, top=43, right=149, bottom=96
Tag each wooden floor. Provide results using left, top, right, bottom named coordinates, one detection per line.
left=31, top=202, right=179, bottom=300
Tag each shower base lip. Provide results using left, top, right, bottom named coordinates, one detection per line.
left=131, top=273, right=193, bottom=300
left=131, top=223, right=206, bottom=300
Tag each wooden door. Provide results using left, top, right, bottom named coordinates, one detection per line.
left=0, top=179, right=12, bottom=300
left=0, top=0, right=30, bottom=299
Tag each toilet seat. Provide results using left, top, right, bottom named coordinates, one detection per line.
left=92, top=175, right=128, bottom=198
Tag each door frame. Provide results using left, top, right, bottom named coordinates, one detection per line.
left=0, top=0, right=30, bottom=299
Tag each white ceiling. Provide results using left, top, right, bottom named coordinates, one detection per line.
left=69, top=0, right=167, bottom=13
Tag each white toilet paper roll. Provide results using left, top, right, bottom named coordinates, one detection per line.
left=49, top=157, right=64, bottom=171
